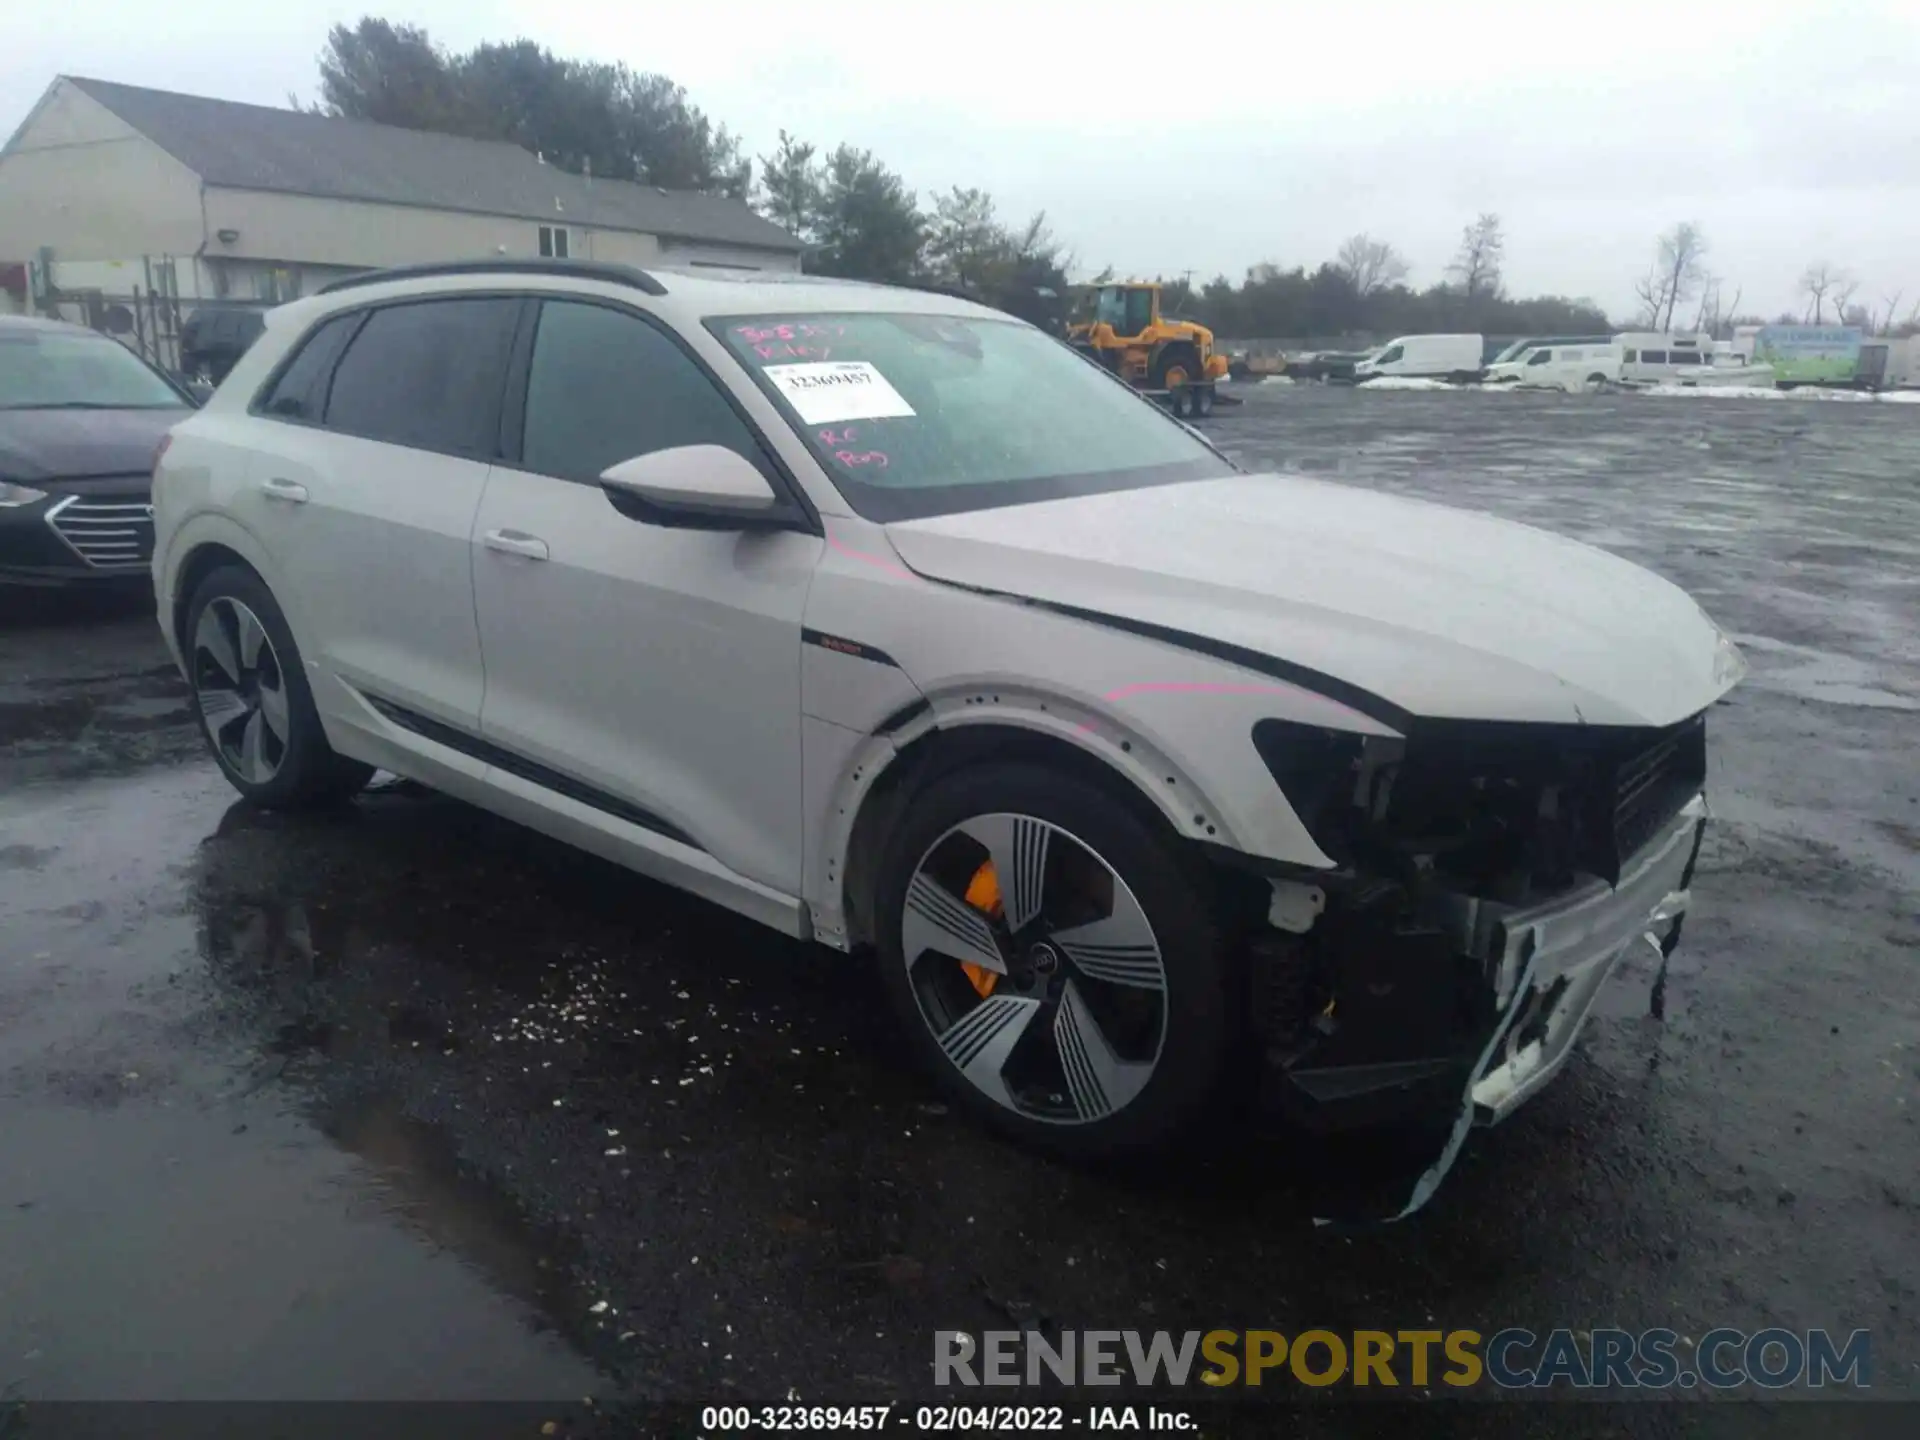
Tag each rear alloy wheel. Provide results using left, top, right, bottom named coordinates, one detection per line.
left=193, top=595, right=290, bottom=786
left=875, top=764, right=1231, bottom=1155
left=186, top=565, right=372, bottom=808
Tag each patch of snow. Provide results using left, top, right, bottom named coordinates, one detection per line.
left=1636, top=384, right=1884, bottom=402
left=1358, top=376, right=1458, bottom=392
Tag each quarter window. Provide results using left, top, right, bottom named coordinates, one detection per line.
left=323, top=299, right=520, bottom=457
left=257, top=313, right=361, bottom=421
left=518, top=300, right=768, bottom=482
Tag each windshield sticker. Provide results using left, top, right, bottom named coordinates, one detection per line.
left=764, top=361, right=917, bottom=425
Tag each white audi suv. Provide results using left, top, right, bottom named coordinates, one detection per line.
left=152, top=260, right=1742, bottom=1213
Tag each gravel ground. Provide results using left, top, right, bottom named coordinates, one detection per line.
left=0, top=382, right=1914, bottom=1430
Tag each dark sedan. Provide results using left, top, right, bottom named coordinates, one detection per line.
left=0, top=314, right=194, bottom=586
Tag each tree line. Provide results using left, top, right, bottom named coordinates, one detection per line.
left=1166, top=216, right=1609, bottom=341
left=314, top=20, right=1070, bottom=325
left=1629, top=222, right=1918, bottom=338
left=316, top=20, right=1915, bottom=341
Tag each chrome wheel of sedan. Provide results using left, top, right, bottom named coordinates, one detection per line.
left=901, top=813, right=1168, bottom=1126
left=191, top=596, right=289, bottom=785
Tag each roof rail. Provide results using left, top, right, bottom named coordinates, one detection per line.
left=318, top=258, right=667, bottom=297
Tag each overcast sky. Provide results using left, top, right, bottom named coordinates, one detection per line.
left=6, top=0, right=1917, bottom=320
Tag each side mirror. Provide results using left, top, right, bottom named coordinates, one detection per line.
left=598, top=445, right=800, bottom=531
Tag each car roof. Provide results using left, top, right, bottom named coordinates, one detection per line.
left=272, top=260, right=1006, bottom=333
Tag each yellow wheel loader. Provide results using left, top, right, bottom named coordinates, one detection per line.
left=1065, top=282, right=1232, bottom=418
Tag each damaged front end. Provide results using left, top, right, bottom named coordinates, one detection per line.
left=1242, top=712, right=1710, bottom=1221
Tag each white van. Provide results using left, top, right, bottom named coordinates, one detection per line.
left=1615, top=332, right=1714, bottom=386
left=1353, top=334, right=1484, bottom=384
left=1482, top=343, right=1625, bottom=393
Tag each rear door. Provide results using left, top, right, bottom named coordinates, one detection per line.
left=471, top=296, right=821, bottom=893
left=240, top=295, right=522, bottom=731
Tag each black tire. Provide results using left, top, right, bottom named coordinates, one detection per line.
left=1191, top=385, right=1215, bottom=418
left=183, top=564, right=372, bottom=808
left=872, top=762, right=1234, bottom=1157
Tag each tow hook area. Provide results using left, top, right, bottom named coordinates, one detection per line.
left=1250, top=880, right=1494, bottom=1138
left=1244, top=799, right=1707, bottom=1226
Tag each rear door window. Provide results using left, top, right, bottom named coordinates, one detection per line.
left=323, top=298, right=521, bottom=457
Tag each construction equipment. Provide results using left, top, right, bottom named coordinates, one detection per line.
left=1065, top=282, right=1231, bottom=418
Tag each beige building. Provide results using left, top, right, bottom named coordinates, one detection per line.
left=0, top=76, right=801, bottom=362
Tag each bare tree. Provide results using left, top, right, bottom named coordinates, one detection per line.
left=1871, top=291, right=1903, bottom=335
left=1692, top=276, right=1741, bottom=337
left=1830, top=272, right=1861, bottom=327
left=1447, top=213, right=1505, bottom=308
left=1630, top=223, right=1710, bottom=332
left=1800, top=261, right=1849, bottom=324
left=1632, top=266, right=1666, bottom=327
left=1333, top=233, right=1410, bottom=299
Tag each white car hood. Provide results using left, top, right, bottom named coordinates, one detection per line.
left=885, top=473, right=1740, bottom=728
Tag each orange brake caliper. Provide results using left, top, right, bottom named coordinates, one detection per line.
left=961, top=860, right=1004, bottom=998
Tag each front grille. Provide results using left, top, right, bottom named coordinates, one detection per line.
left=46, top=496, right=154, bottom=571
left=1609, top=714, right=1706, bottom=866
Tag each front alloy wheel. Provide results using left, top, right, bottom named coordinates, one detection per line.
left=903, top=813, right=1168, bottom=1125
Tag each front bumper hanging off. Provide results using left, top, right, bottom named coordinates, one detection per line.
left=1264, top=795, right=1709, bottom=1224
left=1457, top=794, right=1705, bottom=1126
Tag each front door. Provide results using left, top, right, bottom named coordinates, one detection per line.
left=471, top=297, right=820, bottom=893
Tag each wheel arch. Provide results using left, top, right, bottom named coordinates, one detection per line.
left=161, top=513, right=278, bottom=657
left=170, top=541, right=256, bottom=656
left=832, top=707, right=1239, bottom=953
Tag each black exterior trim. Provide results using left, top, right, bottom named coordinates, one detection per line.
left=362, top=694, right=702, bottom=851
left=319, top=259, right=667, bottom=297
left=873, top=696, right=932, bottom=735
left=802, top=628, right=901, bottom=668
left=1024, top=597, right=1414, bottom=734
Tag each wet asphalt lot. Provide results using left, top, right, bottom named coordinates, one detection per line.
left=1, top=382, right=1916, bottom=1430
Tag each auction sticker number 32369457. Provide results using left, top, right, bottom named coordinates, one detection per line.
left=764, top=361, right=917, bottom=425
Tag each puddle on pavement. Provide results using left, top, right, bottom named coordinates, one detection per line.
left=0, top=765, right=611, bottom=1402
left=0, top=1098, right=607, bottom=1402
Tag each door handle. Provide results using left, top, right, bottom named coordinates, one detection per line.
left=483, top=529, right=549, bottom=561
left=260, top=478, right=309, bottom=503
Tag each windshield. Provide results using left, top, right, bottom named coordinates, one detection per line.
left=714, top=312, right=1232, bottom=521
left=0, top=330, right=187, bottom=410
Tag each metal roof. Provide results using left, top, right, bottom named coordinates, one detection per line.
left=63, top=77, right=802, bottom=254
